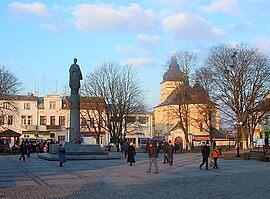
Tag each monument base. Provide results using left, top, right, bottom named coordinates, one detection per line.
left=38, top=142, right=122, bottom=161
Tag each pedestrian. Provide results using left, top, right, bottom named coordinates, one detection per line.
left=123, top=139, right=130, bottom=158
left=145, top=140, right=151, bottom=157
left=264, top=135, right=269, bottom=147
left=146, top=141, right=159, bottom=173
left=199, top=143, right=210, bottom=170
left=26, top=142, right=31, bottom=158
left=19, top=140, right=26, bottom=162
left=58, top=143, right=67, bottom=167
left=116, top=139, right=120, bottom=152
left=168, top=140, right=174, bottom=166
left=211, top=146, right=220, bottom=169
left=120, top=139, right=124, bottom=153
left=162, top=139, right=169, bottom=164
left=127, top=142, right=136, bottom=166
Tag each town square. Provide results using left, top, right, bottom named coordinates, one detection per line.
left=1, top=1, right=270, bottom=199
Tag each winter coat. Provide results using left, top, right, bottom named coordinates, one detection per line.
left=201, top=145, right=210, bottom=158
left=20, top=143, right=26, bottom=153
left=127, top=145, right=136, bottom=163
left=211, top=149, right=220, bottom=159
left=58, top=146, right=67, bottom=164
left=149, top=144, right=158, bottom=158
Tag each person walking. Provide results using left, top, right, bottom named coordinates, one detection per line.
left=146, top=141, right=159, bottom=173
left=199, top=143, right=210, bottom=170
left=127, top=142, right=136, bottom=166
left=168, top=140, right=174, bottom=166
left=58, top=143, right=67, bottom=167
left=162, top=139, right=169, bottom=164
left=19, top=140, right=26, bottom=162
left=26, top=142, right=31, bottom=158
left=211, top=146, right=220, bottom=169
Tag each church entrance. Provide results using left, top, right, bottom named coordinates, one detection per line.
left=174, top=136, right=183, bottom=150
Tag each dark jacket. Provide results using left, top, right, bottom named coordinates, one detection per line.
left=201, top=145, right=210, bottom=158
left=20, top=142, right=26, bottom=153
left=149, top=144, right=158, bottom=158
left=127, top=145, right=136, bottom=163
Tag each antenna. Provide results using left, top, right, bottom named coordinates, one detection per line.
left=43, top=75, right=46, bottom=97
left=55, top=80, right=58, bottom=93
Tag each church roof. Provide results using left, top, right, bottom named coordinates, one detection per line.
left=162, top=54, right=185, bottom=82
left=155, top=80, right=210, bottom=108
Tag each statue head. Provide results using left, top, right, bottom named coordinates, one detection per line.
left=74, top=58, right=77, bottom=64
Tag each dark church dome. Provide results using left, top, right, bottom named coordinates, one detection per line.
left=162, top=54, right=185, bottom=82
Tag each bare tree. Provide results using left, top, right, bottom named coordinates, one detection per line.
left=81, top=62, right=147, bottom=143
left=0, top=66, right=22, bottom=95
left=204, top=43, right=270, bottom=156
left=0, top=66, right=22, bottom=128
left=80, top=97, right=106, bottom=144
left=195, top=67, right=219, bottom=145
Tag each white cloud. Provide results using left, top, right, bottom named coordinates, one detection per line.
left=200, top=0, right=240, bottom=16
left=9, top=2, right=51, bottom=18
left=136, top=34, right=161, bottom=47
left=121, top=57, right=155, bottom=68
left=227, top=20, right=253, bottom=33
left=72, top=3, right=156, bottom=32
left=115, top=45, right=148, bottom=54
left=252, top=36, right=270, bottom=55
left=162, top=13, right=223, bottom=41
left=40, top=23, right=63, bottom=31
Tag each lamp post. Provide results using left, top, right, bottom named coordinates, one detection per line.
left=236, top=121, right=243, bottom=157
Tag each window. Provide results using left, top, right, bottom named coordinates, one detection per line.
left=21, top=115, right=26, bottom=124
left=89, top=118, right=94, bottom=126
left=138, top=116, right=148, bottom=124
left=0, top=115, right=4, bottom=125
left=40, top=116, right=47, bottom=125
left=58, top=136, right=65, bottom=142
left=126, top=116, right=136, bottom=123
left=24, top=103, right=30, bottom=110
left=3, top=102, right=9, bottom=109
left=27, top=116, right=32, bottom=125
left=59, top=116, right=65, bottom=126
left=50, top=116, right=55, bottom=126
left=49, top=101, right=56, bottom=109
left=200, top=122, right=203, bottom=132
left=81, top=118, right=87, bottom=127
left=8, top=115, right=13, bottom=125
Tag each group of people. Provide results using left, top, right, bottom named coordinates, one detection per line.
left=199, top=142, right=221, bottom=170
left=125, top=139, right=176, bottom=173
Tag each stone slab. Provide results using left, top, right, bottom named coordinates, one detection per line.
left=38, top=152, right=122, bottom=161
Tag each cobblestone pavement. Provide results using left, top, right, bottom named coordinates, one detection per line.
left=0, top=151, right=269, bottom=199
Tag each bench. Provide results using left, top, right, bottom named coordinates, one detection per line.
left=244, top=148, right=270, bottom=162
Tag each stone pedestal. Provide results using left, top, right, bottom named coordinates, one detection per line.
left=69, top=94, right=81, bottom=142
left=38, top=143, right=122, bottom=160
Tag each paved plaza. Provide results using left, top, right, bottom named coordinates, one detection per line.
left=0, top=151, right=269, bottom=199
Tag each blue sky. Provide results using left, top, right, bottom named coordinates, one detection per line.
left=1, top=0, right=270, bottom=108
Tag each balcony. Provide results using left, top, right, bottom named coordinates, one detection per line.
left=46, top=125, right=61, bottom=131
left=20, top=125, right=37, bottom=130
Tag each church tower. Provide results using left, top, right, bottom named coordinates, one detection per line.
left=160, top=54, right=185, bottom=103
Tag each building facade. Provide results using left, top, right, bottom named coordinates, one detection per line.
left=154, top=55, right=221, bottom=149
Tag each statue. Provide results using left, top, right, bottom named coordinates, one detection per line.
left=69, top=58, right=83, bottom=94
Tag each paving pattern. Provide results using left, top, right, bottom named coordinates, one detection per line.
left=0, top=151, right=269, bottom=199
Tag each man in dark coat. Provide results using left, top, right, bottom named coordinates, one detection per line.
left=127, top=142, right=136, bottom=166
left=199, top=143, right=210, bottom=170
left=19, top=141, right=26, bottom=162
